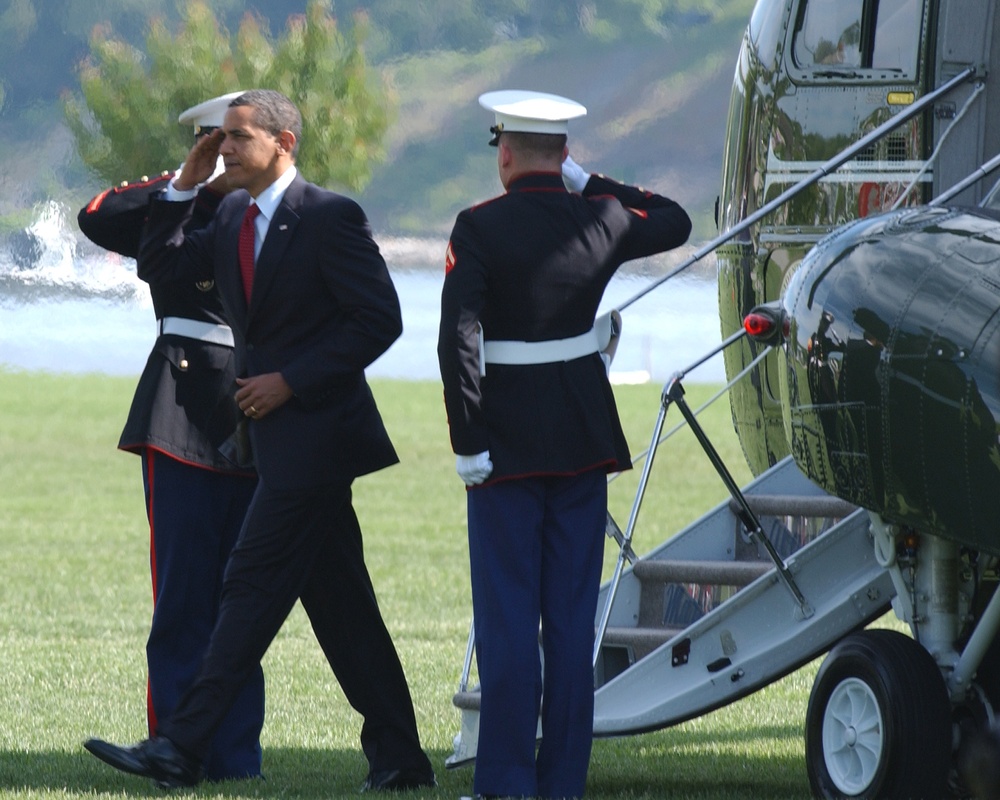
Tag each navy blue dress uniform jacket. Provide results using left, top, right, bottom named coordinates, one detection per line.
left=438, top=171, right=692, bottom=482
left=137, top=173, right=401, bottom=491
left=78, top=173, right=249, bottom=472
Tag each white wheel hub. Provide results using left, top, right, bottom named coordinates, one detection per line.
left=822, top=677, right=885, bottom=795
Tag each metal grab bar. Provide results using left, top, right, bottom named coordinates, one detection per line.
left=608, top=345, right=769, bottom=484
left=931, top=151, right=1000, bottom=207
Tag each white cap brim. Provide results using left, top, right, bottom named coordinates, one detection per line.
left=178, top=91, right=245, bottom=131
left=479, top=90, right=586, bottom=136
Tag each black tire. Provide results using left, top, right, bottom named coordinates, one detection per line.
left=805, top=629, right=951, bottom=799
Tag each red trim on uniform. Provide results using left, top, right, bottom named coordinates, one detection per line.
left=511, top=170, right=561, bottom=181
left=469, top=194, right=505, bottom=212
left=466, top=457, right=623, bottom=490
left=146, top=449, right=159, bottom=735
left=86, top=173, right=173, bottom=214
left=147, top=450, right=159, bottom=603
left=468, top=172, right=568, bottom=211
left=509, top=171, right=567, bottom=194
left=445, top=241, right=456, bottom=274
left=588, top=193, right=650, bottom=219
left=147, top=681, right=157, bottom=737
left=84, top=188, right=112, bottom=214
left=115, top=173, right=173, bottom=193
left=119, top=443, right=254, bottom=476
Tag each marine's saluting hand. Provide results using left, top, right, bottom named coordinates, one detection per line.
left=175, top=129, right=225, bottom=192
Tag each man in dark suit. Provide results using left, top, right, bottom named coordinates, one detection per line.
left=77, top=91, right=265, bottom=782
left=437, top=90, right=691, bottom=799
left=84, top=89, right=434, bottom=793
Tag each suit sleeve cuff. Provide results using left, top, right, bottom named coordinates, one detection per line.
left=165, top=179, right=198, bottom=202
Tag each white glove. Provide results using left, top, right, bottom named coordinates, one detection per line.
left=178, top=156, right=227, bottom=186
left=562, top=155, right=590, bottom=193
left=456, top=451, right=493, bottom=486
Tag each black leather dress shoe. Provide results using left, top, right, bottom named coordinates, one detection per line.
left=361, top=767, right=437, bottom=792
left=84, top=736, right=203, bottom=787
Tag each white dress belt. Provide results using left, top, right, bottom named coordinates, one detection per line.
left=157, top=316, right=235, bottom=347
left=481, top=310, right=621, bottom=370
left=484, top=328, right=601, bottom=365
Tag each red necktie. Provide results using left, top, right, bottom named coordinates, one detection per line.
left=239, top=203, right=260, bottom=303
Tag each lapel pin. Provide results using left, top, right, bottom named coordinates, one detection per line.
left=279, top=224, right=288, bottom=231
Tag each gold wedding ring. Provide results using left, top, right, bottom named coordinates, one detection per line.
left=248, top=405, right=258, bottom=417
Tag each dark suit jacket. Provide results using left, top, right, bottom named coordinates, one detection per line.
left=438, top=171, right=692, bottom=483
left=137, top=173, right=401, bottom=490
left=78, top=173, right=249, bottom=472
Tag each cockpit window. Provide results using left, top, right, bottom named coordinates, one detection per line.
left=794, top=2, right=863, bottom=68
left=791, top=0, right=921, bottom=79
left=871, top=0, right=921, bottom=71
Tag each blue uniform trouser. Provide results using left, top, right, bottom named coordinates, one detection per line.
left=468, top=469, right=606, bottom=799
left=142, top=449, right=264, bottom=780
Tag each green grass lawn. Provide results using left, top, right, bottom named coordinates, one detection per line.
left=0, top=369, right=830, bottom=799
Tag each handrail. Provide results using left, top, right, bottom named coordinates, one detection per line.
left=617, top=66, right=977, bottom=313
left=593, top=329, right=755, bottom=666
left=608, top=343, right=769, bottom=484
left=931, top=151, right=1000, bottom=207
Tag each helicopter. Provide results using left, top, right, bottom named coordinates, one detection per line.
left=449, top=1, right=1000, bottom=797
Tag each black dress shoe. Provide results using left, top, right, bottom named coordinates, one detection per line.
left=361, top=767, right=437, bottom=792
left=84, top=736, right=203, bottom=787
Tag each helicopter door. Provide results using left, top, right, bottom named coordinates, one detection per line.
left=931, top=1, right=1000, bottom=204
left=776, top=0, right=929, bottom=223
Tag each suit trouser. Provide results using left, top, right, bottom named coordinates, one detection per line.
left=468, top=469, right=606, bottom=799
left=158, top=477, right=430, bottom=776
left=142, top=449, right=264, bottom=780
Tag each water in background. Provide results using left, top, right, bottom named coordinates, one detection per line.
left=0, top=201, right=727, bottom=383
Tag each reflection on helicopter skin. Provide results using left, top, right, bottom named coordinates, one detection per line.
left=779, top=205, right=1000, bottom=550
left=716, top=0, right=998, bottom=477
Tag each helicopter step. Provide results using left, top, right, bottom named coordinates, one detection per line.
left=447, top=456, right=895, bottom=767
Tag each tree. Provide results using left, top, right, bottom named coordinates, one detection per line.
left=62, top=0, right=393, bottom=191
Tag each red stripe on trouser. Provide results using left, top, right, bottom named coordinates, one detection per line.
left=146, top=450, right=159, bottom=736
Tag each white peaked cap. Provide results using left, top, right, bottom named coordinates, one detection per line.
left=479, top=89, right=586, bottom=139
left=177, top=91, right=245, bottom=133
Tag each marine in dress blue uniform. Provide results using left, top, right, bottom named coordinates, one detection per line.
left=76, top=92, right=265, bottom=781
left=438, top=90, right=692, bottom=799
left=83, top=89, right=434, bottom=794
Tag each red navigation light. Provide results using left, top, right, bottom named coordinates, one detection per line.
left=742, top=304, right=788, bottom=346
left=744, top=313, right=775, bottom=338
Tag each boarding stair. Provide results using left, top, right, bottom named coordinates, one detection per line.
left=447, top=375, right=895, bottom=766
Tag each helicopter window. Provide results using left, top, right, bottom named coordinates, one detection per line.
left=791, top=0, right=921, bottom=78
left=793, top=2, right=863, bottom=68
left=871, top=0, right=920, bottom=71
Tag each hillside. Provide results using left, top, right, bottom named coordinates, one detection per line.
left=0, top=6, right=753, bottom=247
left=360, top=20, right=749, bottom=240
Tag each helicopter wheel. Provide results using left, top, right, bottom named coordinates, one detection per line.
left=805, top=629, right=950, bottom=799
